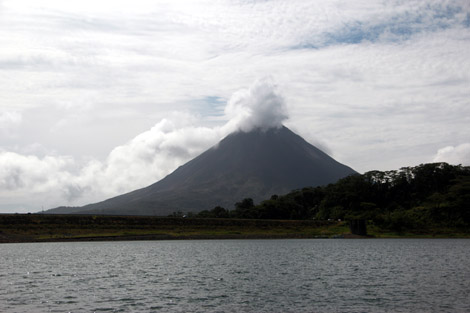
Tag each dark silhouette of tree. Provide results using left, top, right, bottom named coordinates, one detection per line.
left=232, top=198, right=256, bottom=218
left=212, top=206, right=229, bottom=218
left=194, top=163, right=470, bottom=233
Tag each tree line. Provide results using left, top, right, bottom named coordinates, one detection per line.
left=175, top=163, right=470, bottom=231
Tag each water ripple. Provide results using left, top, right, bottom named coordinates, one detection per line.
left=0, top=239, right=469, bottom=312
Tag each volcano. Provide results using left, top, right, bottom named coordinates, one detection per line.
left=48, top=126, right=356, bottom=215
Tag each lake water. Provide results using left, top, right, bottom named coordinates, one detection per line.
left=1, top=239, right=469, bottom=312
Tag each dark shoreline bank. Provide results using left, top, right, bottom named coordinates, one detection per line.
left=1, top=214, right=468, bottom=244
left=1, top=233, right=358, bottom=244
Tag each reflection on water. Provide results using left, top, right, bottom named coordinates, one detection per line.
left=1, top=239, right=469, bottom=312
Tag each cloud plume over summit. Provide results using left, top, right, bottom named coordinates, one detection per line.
left=225, top=78, right=288, bottom=133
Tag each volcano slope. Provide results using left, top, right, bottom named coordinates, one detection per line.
left=48, top=126, right=356, bottom=215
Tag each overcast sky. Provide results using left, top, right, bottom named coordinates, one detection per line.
left=1, top=0, right=469, bottom=213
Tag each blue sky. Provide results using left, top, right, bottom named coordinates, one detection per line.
left=0, top=0, right=469, bottom=212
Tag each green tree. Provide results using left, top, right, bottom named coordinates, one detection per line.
left=232, top=198, right=256, bottom=218
left=211, top=206, right=229, bottom=218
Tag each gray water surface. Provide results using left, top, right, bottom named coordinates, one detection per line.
left=1, top=239, right=469, bottom=312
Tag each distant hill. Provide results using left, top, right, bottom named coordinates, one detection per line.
left=47, top=126, right=356, bottom=215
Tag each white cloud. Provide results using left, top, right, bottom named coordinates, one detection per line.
left=432, top=143, right=470, bottom=166
left=224, top=77, right=287, bottom=132
left=0, top=150, right=73, bottom=192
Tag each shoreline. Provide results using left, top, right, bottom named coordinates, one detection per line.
left=3, top=232, right=468, bottom=244
left=1, top=214, right=468, bottom=244
left=1, top=233, right=374, bottom=244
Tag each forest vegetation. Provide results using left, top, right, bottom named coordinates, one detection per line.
left=193, top=163, right=470, bottom=233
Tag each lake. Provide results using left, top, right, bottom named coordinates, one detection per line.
left=1, top=239, right=469, bottom=312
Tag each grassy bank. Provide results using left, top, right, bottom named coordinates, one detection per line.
left=0, top=214, right=346, bottom=243
left=0, top=214, right=468, bottom=243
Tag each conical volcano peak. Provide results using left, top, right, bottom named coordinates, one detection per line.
left=216, top=126, right=340, bottom=174
left=47, top=125, right=356, bottom=216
